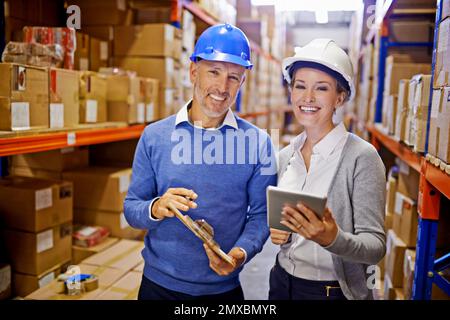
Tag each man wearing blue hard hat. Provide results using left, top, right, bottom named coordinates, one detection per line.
left=124, top=23, right=277, bottom=300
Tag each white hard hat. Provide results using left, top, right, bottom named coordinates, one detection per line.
left=282, top=39, right=355, bottom=101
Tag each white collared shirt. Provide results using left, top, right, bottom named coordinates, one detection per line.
left=277, top=122, right=349, bottom=281
left=175, top=100, right=238, bottom=130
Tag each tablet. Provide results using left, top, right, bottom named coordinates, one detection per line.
left=266, top=185, right=327, bottom=232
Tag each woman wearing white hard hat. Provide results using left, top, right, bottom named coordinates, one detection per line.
left=269, top=39, right=386, bottom=300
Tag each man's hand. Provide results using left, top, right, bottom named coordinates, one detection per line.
left=203, top=245, right=245, bottom=276
left=269, top=228, right=291, bottom=245
left=152, top=188, right=198, bottom=220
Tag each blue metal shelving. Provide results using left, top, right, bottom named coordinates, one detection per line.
left=363, top=0, right=449, bottom=300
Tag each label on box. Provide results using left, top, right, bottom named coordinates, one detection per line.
left=399, top=160, right=410, bottom=175
left=165, top=89, right=173, bottom=105
left=119, top=174, right=130, bottom=193
left=100, top=41, right=108, bottom=61
left=137, top=103, right=145, bottom=123
left=60, top=147, right=75, bottom=154
left=86, top=99, right=98, bottom=122
left=165, top=25, right=174, bottom=42
left=120, top=212, right=129, bottom=229
left=38, top=271, right=55, bottom=288
left=79, top=58, right=89, bottom=71
left=146, top=103, right=154, bottom=122
left=67, top=132, right=76, bottom=145
left=36, top=229, right=54, bottom=253
left=0, top=265, right=11, bottom=293
left=50, top=103, right=64, bottom=128
left=395, top=192, right=404, bottom=215
left=166, top=58, right=174, bottom=74
left=11, top=102, right=30, bottom=130
left=431, top=89, right=442, bottom=119
left=35, top=188, right=53, bottom=211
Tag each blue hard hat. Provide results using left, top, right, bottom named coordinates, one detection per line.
left=190, top=23, right=253, bottom=69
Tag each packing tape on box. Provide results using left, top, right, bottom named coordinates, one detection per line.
left=56, top=274, right=99, bottom=296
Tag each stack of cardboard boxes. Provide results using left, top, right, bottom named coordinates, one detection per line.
left=428, top=5, right=450, bottom=168
left=0, top=176, right=74, bottom=297
left=113, top=23, right=182, bottom=118
left=62, top=165, right=143, bottom=240
left=0, top=63, right=49, bottom=131
left=26, top=239, right=144, bottom=300
left=381, top=55, right=430, bottom=135
left=381, top=158, right=450, bottom=300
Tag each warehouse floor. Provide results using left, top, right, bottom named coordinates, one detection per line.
left=240, top=240, right=278, bottom=300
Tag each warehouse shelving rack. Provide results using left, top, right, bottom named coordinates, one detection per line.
left=0, top=0, right=288, bottom=175
left=359, top=0, right=449, bottom=300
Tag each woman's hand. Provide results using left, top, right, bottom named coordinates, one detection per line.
left=280, top=203, right=338, bottom=247
left=269, top=228, right=291, bottom=245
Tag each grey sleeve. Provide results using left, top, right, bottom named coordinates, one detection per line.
left=324, top=145, right=387, bottom=265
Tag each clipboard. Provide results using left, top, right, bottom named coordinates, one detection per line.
left=167, top=202, right=236, bottom=267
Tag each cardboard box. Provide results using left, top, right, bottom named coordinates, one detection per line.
left=114, top=24, right=181, bottom=59
left=113, top=57, right=178, bottom=88
left=133, top=6, right=172, bottom=24
left=13, top=260, right=69, bottom=297
left=74, top=33, right=90, bottom=71
left=0, top=63, right=49, bottom=130
left=142, top=78, right=160, bottom=122
left=90, top=37, right=110, bottom=72
left=79, top=71, right=107, bottom=123
left=74, top=208, right=144, bottom=240
left=97, top=271, right=142, bottom=300
left=443, top=0, right=450, bottom=21
left=429, top=87, right=450, bottom=163
left=26, top=263, right=127, bottom=300
left=106, top=75, right=142, bottom=124
left=435, top=18, right=450, bottom=87
left=0, top=264, right=11, bottom=300
left=383, top=274, right=397, bottom=300
left=82, top=239, right=144, bottom=272
left=62, top=167, right=132, bottom=212
left=49, top=68, right=80, bottom=128
left=72, top=237, right=119, bottom=264
left=237, top=19, right=267, bottom=46
left=402, top=249, right=450, bottom=300
left=0, top=176, right=73, bottom=232
left=383, top=56, right=430, bottom=97
left=393, top=192, right=418, bottom=247
left=2, top=222, right=72, bottom=275
left=386, top=176, right=398, bottom=215
left=394, top=79, right=410, bottom=141
left=389, top=20, right=434, bottom=43
left=12, top=147, right=89, bottom=172
left=9, top=166, right=64, bottom=180
left=67, top=0, right=131, bottom=26
left=89, top=139, right=138, bottom=167
left=397, top=160, right=420, bottom=200
left=385, top=229, right=407, bottom=287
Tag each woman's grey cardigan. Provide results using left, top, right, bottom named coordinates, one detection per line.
left=277, top=133, right=387, bottom=300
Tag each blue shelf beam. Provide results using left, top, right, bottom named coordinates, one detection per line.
left=412, top=217, right=439, bottom=300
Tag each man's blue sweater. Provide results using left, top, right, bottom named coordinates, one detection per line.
left=124, top=113, right=277, bottom=296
